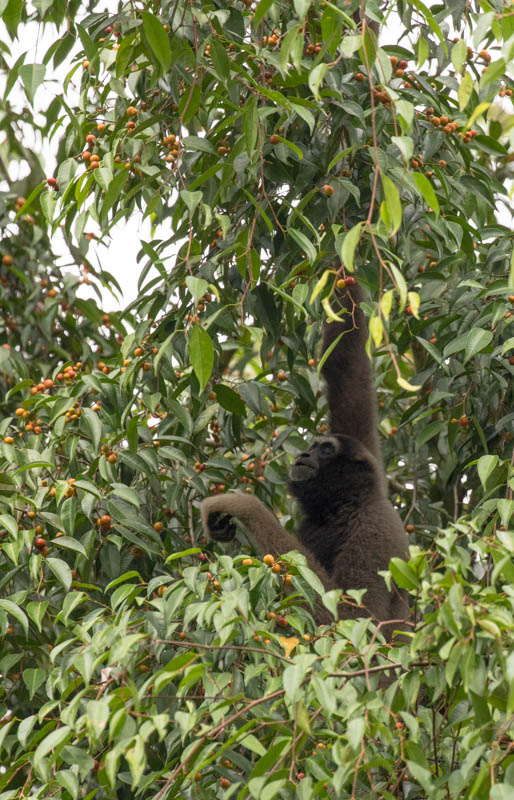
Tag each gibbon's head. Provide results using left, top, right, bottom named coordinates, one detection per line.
left=289, top=434, right=379, bottom=507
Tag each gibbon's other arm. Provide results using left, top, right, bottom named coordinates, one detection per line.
left=201, top=493, right=333, bottom=586
left=201, top=493, right=334, bottom=624
left=321, top=283, right=382, bottom=465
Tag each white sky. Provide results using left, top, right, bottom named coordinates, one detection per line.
left=0, top=2, right=161, bottom=309
left=1, top=5, right=512, bottom=312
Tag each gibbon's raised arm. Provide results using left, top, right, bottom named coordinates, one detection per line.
left=321, top=283, right=382, bottom=464
left=201, top=493, right=332, bottom=585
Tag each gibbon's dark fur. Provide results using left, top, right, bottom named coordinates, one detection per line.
left=201, top=283, right=409, bottom=639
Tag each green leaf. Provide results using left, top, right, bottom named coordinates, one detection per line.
left=389, top=558, right=420, bottom=590
left=100, top=169, right=129, bottom=221
left=390, top=263, right=407, bottom=309
left=498, top=500, right=513, bottom=529
left=2, top=0, right=22, bottom=37
left=243, top=96, right=259, bottom=156
left=189, top=325, right=215, bottom=393
left=126, top=735, right=147, bottom=788
left=339, top=221, right=364, bottom=271
left=413, top=172, right=439, bottom=215
left=380, top=174, right=402, bottom=235
left=55, top=771, right=79, bottom=800
left=22, top=668, right=46, bottom=698
left=46, top=557, right=73, bottom=590
left=0, top=513, right=18, bottom=537
left=19, top=63, right=46, bottom=105
left=253, top=0, right=275, bottom=27
left=34, top=726, right=72, bottom=777
left=81, top=407, right=102, bottom=452
left=26, top=600, right=48, bottom=632
left=477, top=455, right=499, bottom=490
left=214, top=384, right=246, bottom=415
left=209, top=38, right=230, bottom=81
left=0, top=599, right=28, bottom=636
left=182, top=135, right=216, bottom=155
left=452, top=39, right=467, bottom=73
left=392, top=134, right=413, bottom=161
left=110, top=483, right=141, bottom=508
left=347, top=717, right=366, bottom=751
left=287, top=228, right=317, bottom=263
left=464, top=327, right=493, bottom=363
left=0, top=471, right=17, bottom=496
left=293, top=0, right=312, bottom=21
left=180, top=189, right=203, bottom=217
left=142, top=11, right=171, bottom=73
left=416, top=420, right=446, bottom=448
left=410, top=0, right=446, bottom=50
left=308, top=62, right=327, bottom=101
left=417, top=35, right=429, bottom=68
left=51, top=536, right=87, bottom=557
left=185, top=276, right=209, bottom=305
left=479, top=57, right=505, bottom=88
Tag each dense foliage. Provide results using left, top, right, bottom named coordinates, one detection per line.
left=0, top=1, right=513, bottom=797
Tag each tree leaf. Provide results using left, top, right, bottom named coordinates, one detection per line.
left=22, top=668, right=46, bottom=698
left=369, top=316, right=383, bottom=348
left=451, top=39, right=467, bottom=73
left=389, top=558, right=420, bottom=590
left=477, top=455, right=499, bottom=490
left=253, top=0, right=275, bottom=27
left=308, top=62, right=327, bottom=101
left=287, top=228, right=317, bottom=263
left=339, top=221, right=364, bottom=271
left=189, top=325, right=214, bottom=393
left=142, top=11, right=171, bottom=73
left=458, top=71, right=474, bottom=111
left=19, top=63, right=46, bottom=105
left=46, top=557, right=73, bottom=591
left=81, top=407, right=102, bottom=452
left=0, top=599, right=28, bottom=635
left=34, top=726, right=72, bottom=777
left=380, top=174, right=402, bottom=235
left=464, top=327, right=493, bottom=363
left=413, top=172, right=439, bottom=215
left=213, top=384, right=246, bottom=415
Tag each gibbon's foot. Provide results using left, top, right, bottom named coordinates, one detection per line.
left=207, top=511, right=237, bottom=542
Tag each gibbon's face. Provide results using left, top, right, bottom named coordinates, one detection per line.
left=289, top=434, right=375, bottom=501
left=289, top=436, right=341, bottom=483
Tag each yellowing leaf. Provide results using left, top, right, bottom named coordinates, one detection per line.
left=407, top=291, right=421, bottom=319
left=369, top=316, right=383, bottom=348
left=381, top=289, right=394, bottom=321
left=397, top=377, right=422, bottom=392
left=322, top=296, right=346, bottom=321
left=458, top=71, right=474, bottom=111
left=310, top=269, right=334, bottom=304
left=465, top=101, right=490, bottom=130
left=280, top=636, right=300, bottom=658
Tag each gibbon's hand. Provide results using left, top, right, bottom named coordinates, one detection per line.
left=206, top=511, right=237, bottom=542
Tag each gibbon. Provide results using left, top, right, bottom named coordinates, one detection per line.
left=201, top=282, right=409, bottom=639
